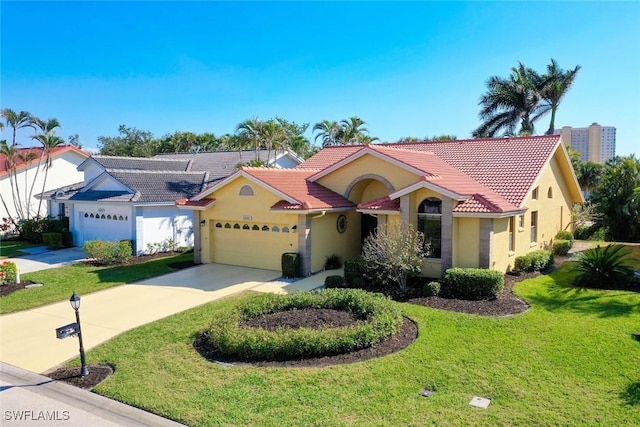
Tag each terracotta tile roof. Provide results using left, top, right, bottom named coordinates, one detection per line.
left=176, top=198, right=216, bottom=209
left=0, top=145, right=89, bottom=177
left=299, top=135, right=562, bottom=209
left=357, top=196, right=400, bottom=212
left=453, top=194, right=503, bottom=214
left=241, top=167, right=354, bottom=211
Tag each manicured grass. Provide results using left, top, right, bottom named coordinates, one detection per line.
left=83, top=261, right=640, bottom=426
left=0, top=240, right=41, bottom=258
left=0, top=253, right=193, bottom=314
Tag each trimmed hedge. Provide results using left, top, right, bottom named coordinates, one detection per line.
left=324, top=275, right=345, bottom=288
left=42, top=232, right=63, bottom=249
left=83, top=240, right=133, bottom=265
left=440, top=268, right=504, bottom=300
left=344, top=259, right=368, bottom=285
left=206, top=289, right=404, bottom=361
left=62, top=231, right=73, bottom=248
left=514, top=249, right=554, bottom=272
left=281, top=252, right=300, bottom=278
left=553, top=239, right=571, bottom=255
left=555, top=230, right=574, bottom=244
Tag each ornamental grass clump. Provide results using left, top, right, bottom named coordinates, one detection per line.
left=571, top=244, right=635, bottom=289
left=205, top=289, right=403, bottom=361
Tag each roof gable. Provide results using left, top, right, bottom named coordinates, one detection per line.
left=1, top=145, right=89, bottom=177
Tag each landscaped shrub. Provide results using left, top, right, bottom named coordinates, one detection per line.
left=42, top=232, right=63, bottom=249
left=423, top=281, right=440, bottom=297
left=281, top=252, right=300, bottom=278
left=344, top=259, right=368, bottom=285
left=0, top=261, right=18, bottom=284
left=553, top=239, right=571, bottom=256
left=571, top=244, right=635, bottom=289
left=324, top=254, right=343, bottom=270
left=514, top=250, right=554, bottom=272
left=440, top=268, right=504, bottom=300
left=555, top=230, right=574, bottom=245
left=324, top=275, right=345, bottom=288
left=83, top=239, right=133, bottom=265
left=17, top=216, right=63, bottom=243
left=205, top=289, right=403, bottom=361
left=574, top=225, right=593, bottom=240
left=61, top=231, right=73, bottom=248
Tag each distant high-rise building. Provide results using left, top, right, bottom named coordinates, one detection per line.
left=555, top=123, right=616, bottom=163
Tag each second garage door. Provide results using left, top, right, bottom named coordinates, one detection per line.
left=211, top=220, right=298, bottom=270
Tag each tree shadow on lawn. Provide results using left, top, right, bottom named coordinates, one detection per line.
left=622, top=381, right=640, bottom=406
left=92, top=253, right=193, bottom=284
left=522, top=268, right=640, bottom=318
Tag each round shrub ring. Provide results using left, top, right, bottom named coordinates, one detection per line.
left=206, top=289, right=404, bottom=361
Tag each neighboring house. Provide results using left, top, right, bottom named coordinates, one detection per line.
left=0, top=145, right=89, bottom=221
left=40, top=150, right=301, bottom=254
left=178, top=135, right=584, bottom=277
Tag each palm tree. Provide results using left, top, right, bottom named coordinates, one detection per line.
left=236, top=117, right=263, bottom=161
left=539, top=59, right=581, bottom=135
left=313, top=120, right=342, bottom=147
left=577, top=161, right=602, bottom=198
left=0, top=141, right=24, bottom=222
left=31, top=118, right=64, bottom=216
left=1, top=109, right=33, bottom=146
left=339, top=116, right=378, bottom=144
left=473, top=62, right=550, bottom=137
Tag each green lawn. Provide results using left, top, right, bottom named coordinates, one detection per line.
left=0, top=240, right=42, bottom=258
left=81, top=260, right=640, bottom=426
left=0, top=253, right=193, bottom=314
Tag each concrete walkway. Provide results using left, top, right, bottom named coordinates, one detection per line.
left=0, top=263, right=335, bottom=374
left=9, top=247, right=88, bottom=274
left=1, top=362, right=185, bottom=426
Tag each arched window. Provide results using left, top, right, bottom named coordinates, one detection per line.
left=90, top=214, right=94, bottom=218
left=262, top=225, right=269, bottom=231
left=239, top=185, right=254, bottom=196
left=242, top=224, right=250, bottom=230
left=418, top=197, right=442, bottom=258
left=119, top=216, right=124, bottom=220
left=215, top=222, right=222, bottom=228
left=282, top=226, right=290, bottom=233
left=101, top=214, right=106, bottom=219
left=84, top=213, right=89, bottom=218
left=291, top=225, right=297, bottom=233
left=547, top=187, right=553, bottom=199
left=272, top=226, right=280, bottom=232
left=224, top=223, right=231, bottom=229
left=233, top=223, right=241, bottom=229
left=112, top=216, right=117, bottom=221
left=252, top=224, right=259, bottom=231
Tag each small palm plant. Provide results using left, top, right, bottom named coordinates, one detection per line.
left=572, top=244, right=635, bottom=289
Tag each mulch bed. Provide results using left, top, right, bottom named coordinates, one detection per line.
left=0, top=280, right=39, bottom=297
left=47, top=365, right=114, bottom=390
left=194, top=314, right=418, bottom=368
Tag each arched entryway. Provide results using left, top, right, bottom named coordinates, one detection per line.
left=346, top=174, right=394, bottom=246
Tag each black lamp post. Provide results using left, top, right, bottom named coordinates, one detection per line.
left=69, top=292, right=89, bottom=377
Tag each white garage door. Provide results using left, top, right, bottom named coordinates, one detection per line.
left=211, top=220, right=297, bottom=271
left=80, top=212, right=131, bottom=244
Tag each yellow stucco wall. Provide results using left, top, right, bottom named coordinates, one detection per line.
left=310, top=211, right=361, bottom=272
left=199, top=176, right=299, bottom=269
left=453, top=217, right=480, bottom=268
left=492, top=218, right=512, bottom=272
left=360, top=180, right=390, bottom=203
left=316, top=154, right=419, bottom=199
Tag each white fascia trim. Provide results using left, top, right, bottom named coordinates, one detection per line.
left=452, top=209, right=528, bottom=219
left=390, top=180, right=465, bottom=201
left=271, top=206, right=353, bottom=214
left=80, top=171, right=135, bottom=194
left=176, top=203, right=215, bottom=211
left=356, top=209, right=400, bottom=215
left=193, top=170, right=298, bottom=204
left=308, top=147, right=425, bottom=182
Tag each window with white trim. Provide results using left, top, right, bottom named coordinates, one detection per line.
left=417, top=197, right=442, bottom=259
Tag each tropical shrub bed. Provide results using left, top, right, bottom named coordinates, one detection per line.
left=439, top=267, right=504, bottom=300
left=571, top=244, right=637, bottom=290
left=83, top=239, right=133, bottom=265
left=205, top=289, right=403, bottom=361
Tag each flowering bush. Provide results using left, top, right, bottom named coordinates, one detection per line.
left=0, top=261, right=18, bottom=284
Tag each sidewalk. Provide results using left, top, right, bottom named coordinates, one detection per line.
left=1, top=362, right=185, bottom=426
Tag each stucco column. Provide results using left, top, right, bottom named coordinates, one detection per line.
left=440, top=198, right=453, bottom=274
left=193, top=210, right=201, bottom=264
left=479, top=218, right=493, bottom=269
left=298, top=215, right=312, bottom=276
left=400, top=195, right=411, bottom=225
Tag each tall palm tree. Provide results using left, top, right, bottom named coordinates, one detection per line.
left=313, top=120, right=342, bottom=147
left=577, top=161, right=603, bottom=199
left=473, top=62, right=550, bottom=137
left=31, top=118, right=64, bottom=216
left=339, top=116, right=377, bottom=144
left=539, top=59, right=581, bottom=135
left=0, top=141, right=25, bottom=222
left=1, top=109, right=33, bottom=146
left=236, top=117, right=263, bottom=161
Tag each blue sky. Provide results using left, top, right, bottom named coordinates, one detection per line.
left=2, top=1, right=639, bottom=156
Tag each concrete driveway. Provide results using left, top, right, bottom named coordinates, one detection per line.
left=9, top=247, right=88, bottom=274
left=0, top=264, right=281, bottom=374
